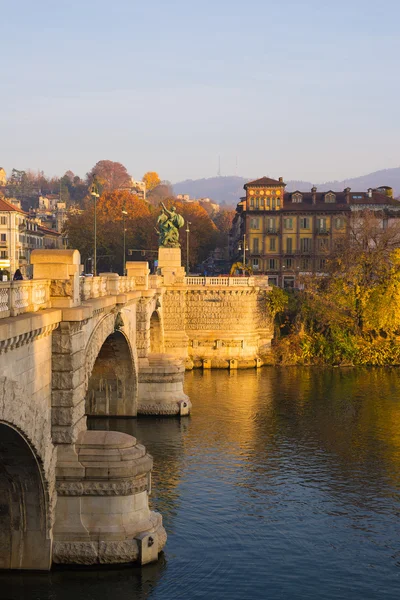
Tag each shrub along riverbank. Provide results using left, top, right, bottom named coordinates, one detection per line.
left=268, top=212, right=400, bottom=366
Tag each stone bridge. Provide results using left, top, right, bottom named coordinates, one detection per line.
left=0, top=249, right=272, bottom=570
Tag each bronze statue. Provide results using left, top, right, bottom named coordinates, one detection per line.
left=156, top=202, right=185, bottom=247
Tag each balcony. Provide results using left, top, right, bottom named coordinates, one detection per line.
left=0, top=241, right=7, bottom=247
left=315, top=228, right=330, bottom=235
left=266, top=228, right=279, bottom=234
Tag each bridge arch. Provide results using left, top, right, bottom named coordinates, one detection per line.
left=85, top=312, right=138, bottom=416
left=0, top=421, right=52, bottom=570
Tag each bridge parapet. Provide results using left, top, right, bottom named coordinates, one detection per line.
left=80, top=274, right=136, bottom=301
left=0, top=279, right=51, bottom=319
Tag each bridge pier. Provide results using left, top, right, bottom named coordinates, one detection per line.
left=137, top=353, right=191, bottom=416
left=53, top=430, right=166, bottom=565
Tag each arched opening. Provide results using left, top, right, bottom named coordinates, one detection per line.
left=150, top=311, right=163, bottom=354
left=86, top=331, right=137, bottom=416
left=0, top=423, right=50, bottom=570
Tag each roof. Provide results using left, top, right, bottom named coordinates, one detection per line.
left=37, top=225, right=62, bottom=236
left=283, top=190, right=400, bottom=211
left=244, top=177, right=286, bottom=188
left=0, top=197, right=27, bottom=214
left=244, top=189, right=400, bottom=214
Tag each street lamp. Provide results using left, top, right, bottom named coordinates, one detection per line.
left=186, top=221, right=191, bottom=275
left=122, top=208, right=128, bottom=276
left=238, top=234, right=249, bottom=268
left=89, top=179, right=100, bottom=276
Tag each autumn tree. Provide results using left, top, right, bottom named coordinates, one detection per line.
left=142, top=171, right=161, bottom=192
left=87, top=160, right=131, bottom=192
left=65, top=190, right=153, bottom=273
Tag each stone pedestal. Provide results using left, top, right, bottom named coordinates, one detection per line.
left=53, top=430, right=166, bottom=566
left=137, top=353, right=191, bottom=416
left=157, top=248, right=185, bottom=285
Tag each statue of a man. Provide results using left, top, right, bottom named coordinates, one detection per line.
left=156, top=202, right=185, bottom=247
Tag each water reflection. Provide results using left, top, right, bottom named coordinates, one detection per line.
left=5, top=368, right=400, bottom=599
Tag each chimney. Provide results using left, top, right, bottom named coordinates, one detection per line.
left=311, top=186, right=317, bottom=204
left=279, top=177, right=283, bottom=183
left=367, top=188, right=373, bottom=198
left=344, top=187, right=351, bottom=203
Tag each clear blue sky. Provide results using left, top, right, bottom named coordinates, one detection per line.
left=1, top=0, right=399, bottom=184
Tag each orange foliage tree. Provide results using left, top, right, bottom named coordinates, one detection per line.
left=65, top=190, right=155, bottom=273
left=142, top=171, right=161, bottom=192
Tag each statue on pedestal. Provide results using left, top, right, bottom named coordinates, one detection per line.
left=156, top=202, right=185, bottom=247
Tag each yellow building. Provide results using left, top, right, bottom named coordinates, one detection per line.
left=0, top=168, right=6, bottom=186
left=231, top=176, right=400, bottom=287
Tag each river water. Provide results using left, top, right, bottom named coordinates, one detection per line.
left=3, top=368, right=400, bottom=600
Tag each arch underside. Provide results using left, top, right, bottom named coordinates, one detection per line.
left=86, top=330, right=138, bottom=416
left=0, top=423, right=51, bottom=570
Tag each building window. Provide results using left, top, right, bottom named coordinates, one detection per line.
left=334, top=217, right=344, bottom=229
left=269, top=258, right=277, bottom=270
left=284, top=258, right=293, bottom=268
left=325, top=193, right=336, bottom=203
left=318, top=258, right=326, bottom=270
left=286, top=238, right=293, bottom=253
left=317, top=218, right=327, bottom=232
left=269, top=276, right=278, bottom=286
left=318, top=238, right=328, bottom=251
left=284, top=218, right=293, bottom=230
left=269, top=238, right=276, bottom=251
left=300, top=258, right=310, bottom=270
left=292, top=193, right=302, bottom=203
left=250, top=198, right=254, bottom=208
left=252, top=238, right=259, bottom=253
left=250, top=218, right=260, bottom=229
left=283, top=277, right=295, bottom=289
left=300, top=238, right=312, bottom=252
left=276, top=198, right=281, bottom=208
left=0, top=217, right=6, bottom=225
left=300, top=217, right=310, bottom=229
left=0, top=251, right=7, bottom=259
left=255, top=198, right=260, bottom=209
left=267, top=218, right=276, bottom=233
left=252, top=258, right=259, bottom=270
left=0, top=234, right=6, bottom=242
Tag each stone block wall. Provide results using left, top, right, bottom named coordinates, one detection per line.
left=162, top=286, right=273, bottom=368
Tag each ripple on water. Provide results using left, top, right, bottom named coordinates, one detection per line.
left=5, top=367, right=400, bottom=600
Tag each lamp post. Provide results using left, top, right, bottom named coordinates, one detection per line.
left=122, top=208, right=128, bottom=276
left=186, top=221, right=191, bottom=275
left=238, top=234, right=249, bottom=270
left=89, top=179, right=100, bottom=276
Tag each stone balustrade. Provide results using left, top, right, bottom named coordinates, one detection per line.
left=184, top=276, right=270, bottom=288
left=79, top=274, right=136, bottom=301
left=0, top=279, right=51, bottom=319
left=185, top=276, right=256, bottom=287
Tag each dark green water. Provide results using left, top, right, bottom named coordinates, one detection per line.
left=3, top=368, right=400, bottom=599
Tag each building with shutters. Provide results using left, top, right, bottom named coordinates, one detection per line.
left=230, top=176, right=400, bottom=288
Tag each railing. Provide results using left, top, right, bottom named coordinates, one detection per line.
left=185, top=276, right=256, bottom=287
left=0, top=280, right=51, bottom=319
left=80, top=275, right=136, bottom=301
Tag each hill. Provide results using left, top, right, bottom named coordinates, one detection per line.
left=173, top=167, right=400, bottom=205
